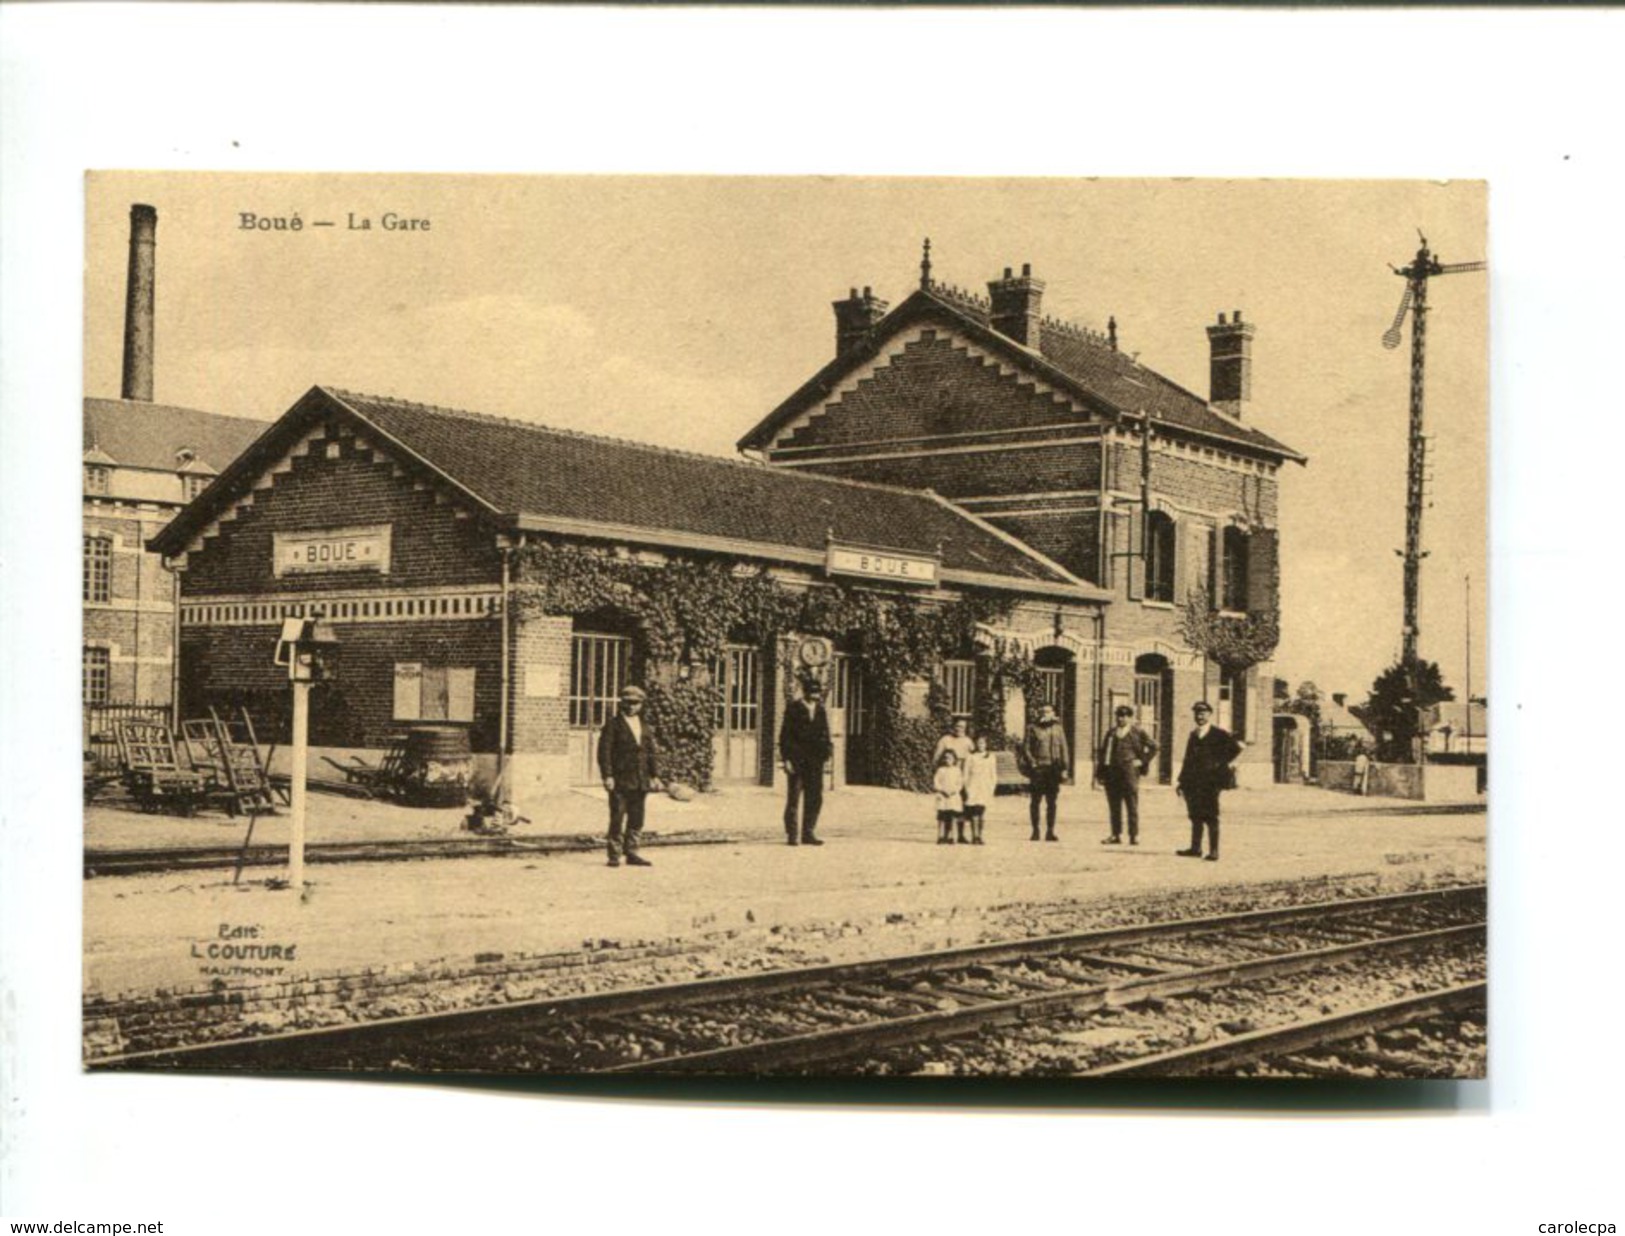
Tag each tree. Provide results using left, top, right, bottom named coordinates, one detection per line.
left=1286, top=681, right=1324, bottom=729
left=1365, top=659, right=1454, bottom=762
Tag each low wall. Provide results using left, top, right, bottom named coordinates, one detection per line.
left=1320, top=760, right=1484, bottom=803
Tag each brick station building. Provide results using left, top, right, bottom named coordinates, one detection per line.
left=148, top=387, right=1110, bottom=807
left=740, top=252, right=1306, bottom=783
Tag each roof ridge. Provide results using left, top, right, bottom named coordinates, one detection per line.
left=83, top=396, right=273, bottom=427
left=320, top=386, right=987, bottom=504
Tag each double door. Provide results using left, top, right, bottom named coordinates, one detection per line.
left=710, top=645, right=761, bottom=783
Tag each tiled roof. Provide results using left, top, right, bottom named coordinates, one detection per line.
left=153, top=387, right=1100, bottom=598
left=739, top=285, right=1305, bottom=463
left=83, top=398, right=271, bottom=475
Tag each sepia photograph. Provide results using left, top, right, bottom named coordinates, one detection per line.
left=79, top=173, right=1488, bottom=1081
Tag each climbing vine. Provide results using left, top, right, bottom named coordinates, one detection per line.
left=1177, top=585, right=1281, bottom=670
left=510, top=541, right=1023, bottom=790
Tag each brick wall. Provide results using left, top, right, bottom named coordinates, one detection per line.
left=83, top=505, right=180, bottom=705
left=779, top=331, right=1082, bottom=452
left=182, top=424, right=502, bottom=595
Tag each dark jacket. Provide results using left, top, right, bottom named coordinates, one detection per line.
left=598, top=711, right=660, bottom=792
left=1096, top=724, right=1158, bottom=782
left=1176, top=725, right=1242, bottom=795
left=779, top=699, right=833, bottom=768
left=1021, top=720, right=1071, bottom=775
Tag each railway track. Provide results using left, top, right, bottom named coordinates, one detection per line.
left=93, top=883, right=1486, bottom=1078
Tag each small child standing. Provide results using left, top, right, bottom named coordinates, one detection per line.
left=934, top=750, right=965, bottom=845
left=962, top=734, right=997, bottom=846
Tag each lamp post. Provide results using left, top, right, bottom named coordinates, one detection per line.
left=274, top=615, right=339, bottom=891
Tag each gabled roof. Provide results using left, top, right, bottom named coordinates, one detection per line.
left=738, top=284, right=1306, bottom=464
left=151, top=386, right=1107, bottom=602
left=83, top=398, right=272, bottom=475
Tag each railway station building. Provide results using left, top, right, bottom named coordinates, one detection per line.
left=740, top=254, right=1306, bottom=784
left=149, top=387, right=1111, bottom=807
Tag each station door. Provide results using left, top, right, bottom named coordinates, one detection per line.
left=828, top=653, right=861, bottom=789
left=710, top=645, right=761, bottom=783
left=1135, top=672, right=1173, bottom=783
left=568, top=632, right=631, bottom=786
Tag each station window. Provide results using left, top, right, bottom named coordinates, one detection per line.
left=393, top=663, right=476, bottom=722
left=83, top=535, right=113, bottom=603
left=1145, top=511, right=1176, bottom=603
left=83, top=647, right=111, bottom=706
left=941, top=659, right=976, bottom=717
left=1221, top=526, right=1250, bottom=613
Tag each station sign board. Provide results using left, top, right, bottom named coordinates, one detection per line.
left=825, top=541, right=938, bottom=586
left=273, top=525, right=392, bottom=577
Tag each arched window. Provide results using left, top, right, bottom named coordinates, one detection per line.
left=1145, top=511, right=1176, bottom=603
left=1221, top=526, right=1250, bottom=613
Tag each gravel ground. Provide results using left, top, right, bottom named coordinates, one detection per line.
left=84, top=784, right=1486, bottom=1058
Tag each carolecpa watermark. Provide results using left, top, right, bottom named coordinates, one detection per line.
left=1538, top=1224, right=1616, bottom=1233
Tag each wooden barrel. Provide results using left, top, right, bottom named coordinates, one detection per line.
left=403, top=724, right=472, bottom=806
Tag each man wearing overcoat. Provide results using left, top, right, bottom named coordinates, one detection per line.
left=598, top=684, right=662, bottom=867
left=1175, top=699, right=1243, bottom=862
left=1021, top=702, right=1071, bottom=842
left=1096, top=704, right=1159, bottom=846
left=779, top=677, right=834, bottom=846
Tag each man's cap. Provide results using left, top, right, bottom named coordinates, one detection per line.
left=1192, top=700, right=1213, bottom=714
left=620, top=685, right=647, bottom=702
left=1115, top=705, right=1135, bottom=717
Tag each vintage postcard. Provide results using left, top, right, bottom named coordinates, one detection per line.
left=81, top=173, right=1487, bottom=1080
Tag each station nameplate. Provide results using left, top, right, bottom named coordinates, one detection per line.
left=273, top=526, right=392, bottom=577
left=825, top=544, right=937, bottom=586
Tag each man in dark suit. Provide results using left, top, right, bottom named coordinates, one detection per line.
left=1175, top=699, right=1243, bottom=862
left=779, top=677, right=833, bottom=846
left=1096, top=704, right=1159, bottom=846
left=598, top=684, right=662, bottom=868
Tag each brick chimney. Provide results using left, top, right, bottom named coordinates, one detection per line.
left=833, top=286, right=888, bottom=357
left=121, top=204, right=158, bottom=403
left=987, top=264, right=1044, bottom=348
left=1205, top=309, right=1255, bottom=417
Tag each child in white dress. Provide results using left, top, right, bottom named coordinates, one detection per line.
left=961, top=734, right=997, bottom=846
left=934, top=750, right=965, bottom=845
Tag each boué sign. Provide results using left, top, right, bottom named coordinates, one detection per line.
left=273, top=526, right=392, bottom=577
left=826, top=542, right=938, bottom=586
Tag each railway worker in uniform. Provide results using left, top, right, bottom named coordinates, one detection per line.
left=1021, top=702, right=1071, bottom=842
left=598, top=684, right=662, bottom=868
left=1175, top=700, right=1242, bottom=862
left=1096, top=704, right=1159, bottom=846
left=779, top=676, right=834, bottom=846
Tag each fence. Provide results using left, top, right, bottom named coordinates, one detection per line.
left=83, top=702, right=170, bottom=770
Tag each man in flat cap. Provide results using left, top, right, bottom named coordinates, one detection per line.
left=598, top=684, right=662, bottom=868
left=779, top=676, right=833, bottom=846
left=1175, top=699, right=1242, bottom=862
left=1096, top=704, right=1159, bottom=846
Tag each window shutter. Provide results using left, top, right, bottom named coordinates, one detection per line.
left=394, top=663, right=423, bottom=720
left=447, top=667, right=476, bottom=722
left=1206, top=525, right=1218, bottom=607
left=1248, top=528, right=1279, bottom=614
left=423, top=666, right=450, bottom=720
left=1125, top=510, right=1144, bottom=601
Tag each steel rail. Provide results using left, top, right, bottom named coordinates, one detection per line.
left=606, top=922, right=1484, bottom=1074
left=92, top=883, right=1484, bottom=1071
left=1076, top=981, right=1487, bottom=1078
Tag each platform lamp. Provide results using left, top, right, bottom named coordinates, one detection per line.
left=273, top=614, right=339, bottom=890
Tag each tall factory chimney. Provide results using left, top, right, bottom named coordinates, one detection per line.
left=121, top=203, right=157, bottom=402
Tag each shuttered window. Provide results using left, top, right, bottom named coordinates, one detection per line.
left=393, top=662, right=476, bottom=722
left=1145, top=511, right=1176, bottom=603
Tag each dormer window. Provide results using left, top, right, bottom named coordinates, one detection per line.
left=84, top=465, right=110, bottom=495
left=182, top=473, right=210, bottom=502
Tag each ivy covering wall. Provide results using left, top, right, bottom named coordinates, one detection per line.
left=511, top=542, right=1026, bottom=791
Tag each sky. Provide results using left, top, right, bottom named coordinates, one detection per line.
left=84, top=173, right=1488, bottom=703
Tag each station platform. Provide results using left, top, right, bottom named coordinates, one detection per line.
left=82, top=780, right=1486, bottom=1002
